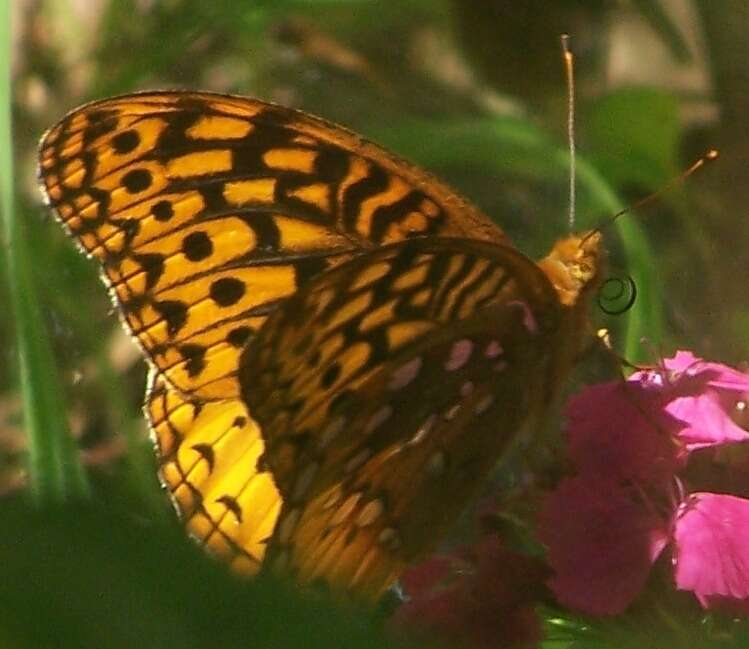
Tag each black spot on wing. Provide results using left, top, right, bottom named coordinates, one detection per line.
left=111, top=129, right=141, bottom=155
left=191, top=443, right=216, bottom=472
left=154, top=300, right=188, bottom=336
left=179, top=344, right=207, bottom=377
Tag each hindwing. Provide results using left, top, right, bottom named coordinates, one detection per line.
left=240, top=237, right=566, bottom=598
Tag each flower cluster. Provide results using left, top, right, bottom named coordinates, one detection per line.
left=539, top=351, right=749, bottom=615
left=392, top=535, right=546, bottom=649
left=394, top=351, right=749, bottom=648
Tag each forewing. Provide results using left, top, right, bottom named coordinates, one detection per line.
left=37, top=91, right=507, bottom=400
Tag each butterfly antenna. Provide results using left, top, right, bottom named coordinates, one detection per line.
left=561, top=34, right=576, bottom=231
left=581, top=148, right=719, bottom=245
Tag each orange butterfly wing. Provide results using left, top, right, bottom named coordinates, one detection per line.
left=38, top=91, right=601, bottom=598
left=37, top=91, right=508, bottom=400
left=37, top=91, right=509, bottom=574
left=240, top=237, right=592, bottom=599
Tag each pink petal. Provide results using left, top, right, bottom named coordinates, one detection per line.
left=564, top=382, right=683, bottom=482
left=698, top=366, right=749, bottom=391
left=634, top=351, right=749, bottom=394
left=673, top=492, right=749, bottom=608
left=628, top=352, right=749, bottom=453
left=663, top=350, right=702, bottom=374
left=659, top=351, right=749, bottom=395
left=668, top=391, right=749, bottom=451
left=539, top=477, right=669, bottom=616
left=670, top=353, right=749, bottom=392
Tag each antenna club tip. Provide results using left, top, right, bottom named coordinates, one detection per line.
left=706, top=149, right=719, bottom=161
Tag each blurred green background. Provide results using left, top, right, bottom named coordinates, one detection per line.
left=3, top=1, right=749, bottom=647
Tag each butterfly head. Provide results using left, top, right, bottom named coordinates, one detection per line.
left=536, top=230, right=603, bottom=307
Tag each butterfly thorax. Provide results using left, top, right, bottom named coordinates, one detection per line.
left=536, top=231, right=602, bottom=307
left=535, top=230, right=603, bottom=399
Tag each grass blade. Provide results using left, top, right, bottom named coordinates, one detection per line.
left=0, top=3, right=89, bottom=503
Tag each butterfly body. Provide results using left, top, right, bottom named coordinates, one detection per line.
left=38, top=91, right=601, bottom=601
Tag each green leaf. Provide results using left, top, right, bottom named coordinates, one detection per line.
left=0, top=499, right=391, bottom=649
left=585, top=87, right=682, bottom=190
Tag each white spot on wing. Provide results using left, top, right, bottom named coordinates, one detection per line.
left=364, top=404, right=393, bottom=434
left=445, top=339, right=474, bottom=371
left=407, top=414, right=437, bottom=447
left=318, top=415, right=346, bottom=449
left=508, top=300, right=538, bottom=334
left=460, top=381, right=474, bottom=397
left=344, top=448, right=372, bottom=473
left=484, top=340, right=503, bottom=358
left=388, top=357, right=422, bottom=390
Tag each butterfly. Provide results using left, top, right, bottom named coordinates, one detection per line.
left=38, top=91, right=602, bottom=601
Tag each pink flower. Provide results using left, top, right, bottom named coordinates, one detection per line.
left=539, top=351, right=749, bottom=616
left=540, top=477, right=670, bottom=615
left=392, top=536, right=545, bottom=649
left=674, top=493, right=749, bottom=610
